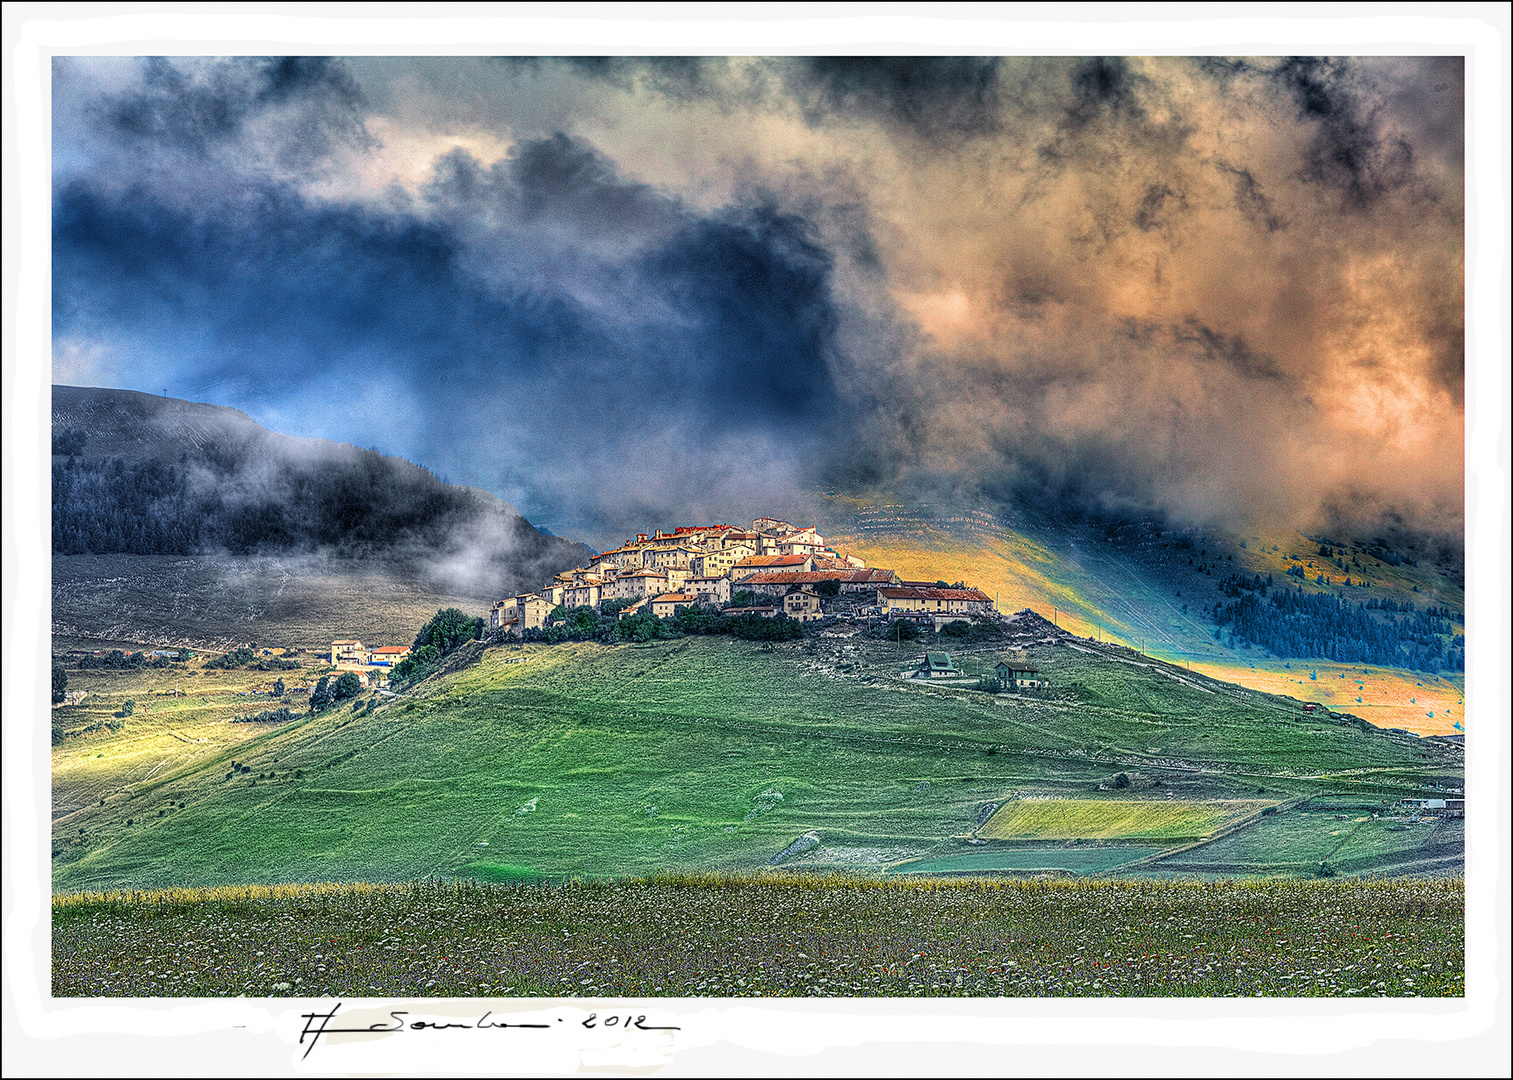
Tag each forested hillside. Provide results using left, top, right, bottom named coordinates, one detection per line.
left=1210, top=573, right=1464, bottom=673
left=52, top=386, right=587, bottom=598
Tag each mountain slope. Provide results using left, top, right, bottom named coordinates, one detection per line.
left=51, top=385, right=589, bottom=644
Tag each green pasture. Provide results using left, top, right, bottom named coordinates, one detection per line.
left=1174, top=806, right=1447, bottom=869
left=52, top=635, right=1456, bottom=892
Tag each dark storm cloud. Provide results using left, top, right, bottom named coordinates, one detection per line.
left=781, top=57, right=1005, bottom=141
left=53, top=127, right=851, bottom=540
left=91, top=56, right=369, bottom=169
left=510, top=132, right=678, bottom=232
left=1066, top=56, right=1142, bottom=129
left=1131, top=182, right=1184, bottom=233
left=1273, top=57, right=1416, bottom=210
left=1034, top=57, right=1193, bottom=183
left=51, top=55, right=1464, bottom=546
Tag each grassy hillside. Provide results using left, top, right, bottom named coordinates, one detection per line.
left=823, top=499, right=1464, bottom=736
left=51, top=632, right=1461, bottom=894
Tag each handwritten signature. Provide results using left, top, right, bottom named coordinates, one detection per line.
left=298, top=1003, right=680, bottom=1060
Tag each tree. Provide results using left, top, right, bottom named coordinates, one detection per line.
left=413, top=608, right=485, bottom=655
left=333, top=672, right=363, bottom=701
left=309, top=675, right=332, bottom=711
left=52, top=662, right=67, bottom=704
left=390, top=644, right=440, bottom=683
left=271, top=677, right=286, bottom=698
left=118, top=699, right=135, bottom=718
left=891, top=619, right=919, bottom=641
left=52, top=428, right=87, bottom=456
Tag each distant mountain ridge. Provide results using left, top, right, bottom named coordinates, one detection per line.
left=52, top=385, right=589, bottom=599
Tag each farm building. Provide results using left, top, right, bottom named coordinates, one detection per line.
left=367, top=645, right=411, bottom=667
left=911, top=652, right=963, bottom=678
left=878, top=586, right=994, bottom=617
left=1400, top=797, right=1465, bottom=816
left=723, top=605, right=780, bottom=619
left=331, top=640, right=366, bottom=667
left=994, top=661, right=1046, bottom=691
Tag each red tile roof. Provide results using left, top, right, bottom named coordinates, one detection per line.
left=741, top=569, right=894, bottom=585
left=879, top=586, right=993, bottom=603
left=733, top=554, right=810, bottom=569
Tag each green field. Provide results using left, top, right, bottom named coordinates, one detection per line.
left=979, top=800, right=1268, bottom=841
left=1162, top=807, right=1458, bottom=871
left=51, top=875, right=1465, bottom=998
left=51, top=634, right=1462, bottom=892
left=890, top=848, right=1162, bottom=874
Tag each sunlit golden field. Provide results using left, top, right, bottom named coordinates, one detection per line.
left=1187, top=660, right=1464, bottom=738
left=979, top=799, right=1270, bottom=841
left=837, top=522, right=1465, bottom=739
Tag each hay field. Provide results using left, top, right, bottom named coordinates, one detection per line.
left=979, top=800, right=1268, bottom=841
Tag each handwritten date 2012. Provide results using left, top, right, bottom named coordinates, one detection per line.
left=298, top=1003, right=680, bottom=1060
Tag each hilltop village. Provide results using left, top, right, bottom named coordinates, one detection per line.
left=487, top=518, right=997, bottom=635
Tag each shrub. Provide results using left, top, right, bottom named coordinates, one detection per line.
left=332, top=672, right=363, bottom=701
left=231, top=707, right=298, bottom=724
left=888, top=619, right=920, bottom=641
left=391, top=644, right=440, bottom=683
left=205, top=647, right=257, bottom=670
